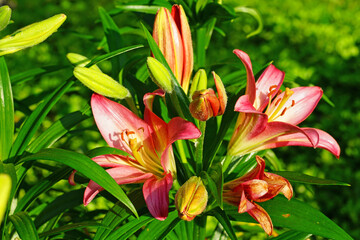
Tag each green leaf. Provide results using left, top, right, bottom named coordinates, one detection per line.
left=9, top=212, right=39, bottom=240
left=87, top=44, right=143, bottom=67
left=39, top=221, right=107, bottom=238
left=271, top=230, right=312, bottom=240
left=107, top=215, right=155, bottom=240
left=225, top=197, right=353, bottom=240
left=8, top=77, right=75, bottom=162
left=98, top=7, right=125, bottom=77
left=0, top=57, right=14, bottom=161
left=273, top=171, right=350, bottom=186
left=26, top=111, right=89, bottom=154
left=209, top=207, right=237, bottom=240
left=94, top=190, right=145, bottom=240
left=10, top=65, right=70, bottom=84
left=115, top=5, right=161, bottom=14
left=15, top=167, right=72, bottom=213
left=21, top=148, right=138, bottom=217
left=137, top=210, right=179, bottom=240
left=86, top=146, right=130, bottom=159
left=35, top=189, right=83, bottom=227
left=201, top=162, right=223, bottom=207
left=234, top=7, right=263, bottom=38
left=0, top=162, right=16, bottom=198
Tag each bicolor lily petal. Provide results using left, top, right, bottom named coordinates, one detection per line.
left=228, top=50, right=340, bottom=158
left=223, top=156, right=293, bottom=235
left=83, top=92, right=201, bottom=220
left=152, top=5, right=193, bottom=94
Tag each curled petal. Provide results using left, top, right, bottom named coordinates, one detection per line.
left=254, top=64, right=284, bottom=111
left=143, top=173, right=173, bottom=220
left=247, top=202, right=273, bottom=235
left=161, top=117, right=201, bottom=171
left=271, top=87, right=323, bottom=125
left=242, top=179, right=268, bottom=200
left=213, top=71, right=227, bottom=115
left=260, top=172, right=293, bottom=201
left=68, top=170, right=77, bottom=186
left=233, top=49, right=256, bottom=104
left=235, top=94, right=260, bottom=114
left=143, top=90, right=168, bottom=154
left=84, top=166, right=152, bottom=205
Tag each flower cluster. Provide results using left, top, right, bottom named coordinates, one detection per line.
left=70, top=4, right=340, bottom=236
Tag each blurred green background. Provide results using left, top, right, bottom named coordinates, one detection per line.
left=2, top=0, right=359, bottom=238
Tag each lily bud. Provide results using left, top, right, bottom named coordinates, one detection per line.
left=66, top=53, right=102, bottom=72
left=0, top=174, right=11, bottom=224
left=74, top=66, right=130, bottom=99
left=175, top=176, right=208, bottom=221
left=152, top=5, right=193, bottom=94
left=0, top=14, right=66, bottom=56
left=189, top=71, right=227, bottom=121
left=147, top=57, right=173, bottom=93
left=189, top=69, right=207, bottom=99
left=0, top=5, right=11, bottom=32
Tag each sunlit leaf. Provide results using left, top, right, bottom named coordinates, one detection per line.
left=9, top=212, right=39, bottom=240
left=21, top=148, right=138, bottom=217
left=273, top=171, right=350, bottom=186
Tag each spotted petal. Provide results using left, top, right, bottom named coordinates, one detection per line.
left=270, top=86, right=323, bottom=125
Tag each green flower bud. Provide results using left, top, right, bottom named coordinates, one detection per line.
left=175, top=176, right=208, bottom=221
left=147, top=57, right=173, bottom=93
left=74, top=66, right=130, bottom=99
left=189, top=69, right=207, bottom=99
left=0, top=174, right=11, bottom=224
left=0, top=5, right=11, bottom=32
left=0, top=13, right=66, bottom=56
left=66, top=53, right=101, bottom=72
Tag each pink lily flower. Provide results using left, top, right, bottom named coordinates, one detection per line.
left=227, top=50, right=340, bottom=158
left=152, top=5, right=193, bottom=94
left=83, top=91, right=201, bottom=220
left=223, top=156, right=293, bottom=235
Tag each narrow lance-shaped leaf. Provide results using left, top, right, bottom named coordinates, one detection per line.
left=0, top=57, right=13, bottom=161
left=273, top=171, right=350, bottom=186
left=9, top=212, right=39, bottom=240
left=21, top=148, right=138, bottom=217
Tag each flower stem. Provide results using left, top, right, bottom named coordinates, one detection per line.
left=125, top=95, right=139, bottom=116
left=175, top=140, right=192, bottom=178
left=195, top=121, right=206, bottom=174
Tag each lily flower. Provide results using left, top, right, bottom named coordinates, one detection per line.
left=152, top=5, right=193, bottom=94
left=223, top=156, right=293, bottom=235
left=227, top=50, right=340, bottom=158
left=83, top=91, right=201, bottom=220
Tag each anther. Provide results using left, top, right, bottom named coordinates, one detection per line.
left=275, top=98, right=282, bottom=106
left=269, top=85, right=277, bottom=92
left=121, top=132, right=125, bottom=141
left=137, top=145, right=144, bottom=152
left=280, top=107, right=288, bottom=116
left=291, top=100, right=295, bottom=107
left=138, top=127, right=144, bottom=132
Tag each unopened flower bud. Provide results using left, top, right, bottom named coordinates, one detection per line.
left=0, top=174, right=11, bottom=224
left=175, top=176, right=208, bottom=221
left=66, top=53, right=101, bottom=72
left=147, top=57, right=173, bottom=93
left=0, top=14, right=66, bottom=56
left=189, top=71, right=227, bottom=121
left=189, top=69, right=207, bottom=99
left=152, top=5, right=193, bottom=93
left=189, top=89, right=219, bottom=121
left=0, top=5, right=11, bottom=32
left=74, top=66, right=130, bottom=99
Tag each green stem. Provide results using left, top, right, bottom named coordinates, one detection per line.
left=175, top=140, right=192, bottom=178
left=170, top=92, right=185, bottom=119
left=196, top=28, right=206, bottom=69
left=124, top=95, right=139, bottom=117
left=194, top=121, right=206, bottom=174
